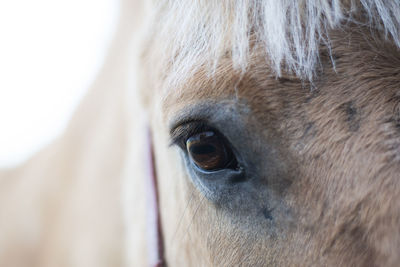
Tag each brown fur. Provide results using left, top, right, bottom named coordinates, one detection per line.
left=1, top=1, right=400, bottom=266
left=142, top=25, right=400, bottom=266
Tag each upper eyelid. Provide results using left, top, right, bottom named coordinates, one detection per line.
left=169, top=124, right=191, bottom=147
left=167, top=103, right=215, bottom=135
left=169, top=121, right=211, bottom=147
left=169, top=117, right=205, bottom=135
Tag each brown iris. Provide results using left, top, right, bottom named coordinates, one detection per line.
left=186, top=131, right=231, bottom=171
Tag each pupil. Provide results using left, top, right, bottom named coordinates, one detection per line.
left=186, top=131, right=231, bottom=171
left=190, top=144, right=216, bottom=155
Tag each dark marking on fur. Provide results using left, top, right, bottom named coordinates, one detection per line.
left=277, top=77, right=292, bottom=84
left=339, top=101, right=361, bottom=132
left=304, top=88, right=320, bottom=103
left=294, top=121, right=318, bottom=152
left=395, top=120, right=400, bottom=130
left=386, top=117, right=400, bottom=130
left=262, top=208, right=274, bottom=221
left=302, top=122, right=317, bottom=139
left=384, top=93, right=400, bottom=133
left=312, top=148, right=326, bottom=160
left=384, top=117, right=400, bottom=136
left=392, top=99, right=400, bottom=131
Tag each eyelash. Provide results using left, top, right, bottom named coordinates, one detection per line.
left=170, top=121, right=213, bottom=148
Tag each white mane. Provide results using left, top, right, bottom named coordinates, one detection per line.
left=152, top=0, right=400, bottom=84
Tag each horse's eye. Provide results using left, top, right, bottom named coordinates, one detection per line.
left=186, top=131, right=234, bottom=171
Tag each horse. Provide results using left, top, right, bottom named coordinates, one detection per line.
left=1, top=0, right=400, bottom=266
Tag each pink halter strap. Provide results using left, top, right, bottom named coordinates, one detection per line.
left=145, top=127, right=165, bottom=266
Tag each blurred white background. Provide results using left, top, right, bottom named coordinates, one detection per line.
left=0, top=0, right=119, bottom=167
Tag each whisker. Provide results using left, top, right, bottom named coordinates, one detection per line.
left=171, top=187, right=196, bottom=244
left=183, top=194, right=206, bottom=242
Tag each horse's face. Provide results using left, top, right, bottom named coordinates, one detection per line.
left=142, top=27, right=400, bottom=266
